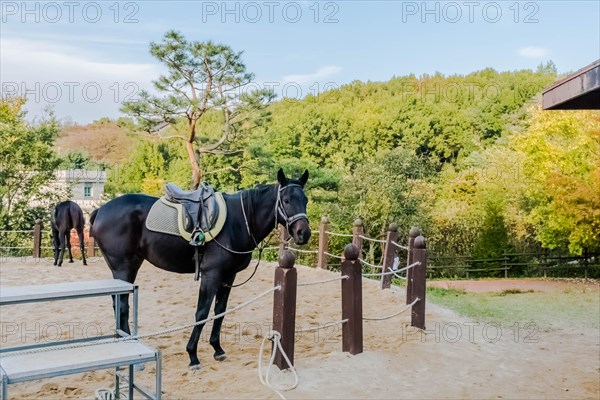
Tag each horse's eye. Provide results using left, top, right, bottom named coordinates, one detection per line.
left=283, top=199, right=290, bottom=204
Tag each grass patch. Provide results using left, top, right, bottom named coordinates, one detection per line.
left=425, top=286, right=599, bottom=330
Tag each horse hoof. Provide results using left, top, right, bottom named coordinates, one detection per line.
left=69, top=260, right=74, bottom=263
left=189, top=363, right=201, bottom=371
left=83, top=262, right=88, bottom=266
left=214, top=353, right=227, bottom=362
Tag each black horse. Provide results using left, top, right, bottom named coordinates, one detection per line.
left=51, top=200, right=87, bottom=266
left=90, top=169, right=311, bottom=369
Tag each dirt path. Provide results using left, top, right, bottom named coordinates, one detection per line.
left=1, top=258, right=598, bottom=399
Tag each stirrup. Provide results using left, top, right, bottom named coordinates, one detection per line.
left=190, top=228, right=205, bottom=246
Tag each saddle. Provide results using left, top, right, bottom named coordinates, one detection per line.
left=145, top=183, right=227, bottom=246
left=164, top=183, right=219, bottom=234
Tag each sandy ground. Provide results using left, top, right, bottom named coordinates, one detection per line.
left=0, top=256, right=598, bottom=400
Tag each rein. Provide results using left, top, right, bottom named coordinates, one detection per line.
left=206, top=184, right=307, bottom=288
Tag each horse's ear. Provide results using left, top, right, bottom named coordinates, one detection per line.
left=277, top=168, right=288, bottom=186
left=299, top=170, right=309, bottom=187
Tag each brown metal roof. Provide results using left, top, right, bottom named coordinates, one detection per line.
left=542, top=59, right=600, bottom=110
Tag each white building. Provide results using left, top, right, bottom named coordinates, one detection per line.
left=52, top=169, right=107, bottom=214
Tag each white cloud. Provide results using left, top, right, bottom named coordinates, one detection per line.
left=283, top=65, right=342, bottom=85
left=0, top=37, right=160, bottom=123
left=518, top=46, right=549, bottom=58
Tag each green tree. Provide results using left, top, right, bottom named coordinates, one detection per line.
left=516, top=108, right=600, bottom=254
left=121, top=30, right=274, bottom=188
left=0, top=97, right=62, bottom=230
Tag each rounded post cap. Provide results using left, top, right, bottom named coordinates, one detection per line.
left=389, top=222, right=398, bottom=232
left=34, top=219, right=41, bottom=224
left=409, top=226, right=421, bottom=238
left=353, top=218, right=363, bottom=227
left=343, top=243, right=360, bottom=261
left=278, top=250, right=296, bottom=269
left=321, top=216, right=329, bottom=223
left=414, top=235, right=427, bottom=249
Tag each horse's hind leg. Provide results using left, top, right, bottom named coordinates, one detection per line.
left=209, top=275, right=235, bottom=361
left=57, top=231, right=67, bottom=266
left=51, top=228, right=59, bottom=266
left=186, top=273, right=221, bottom=369
left=77, top=229, right=87, bottom=265
left=65, top=231, right=74, bottom=263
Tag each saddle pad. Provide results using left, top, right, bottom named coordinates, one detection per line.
left=145, top=192, right=227, bottom=242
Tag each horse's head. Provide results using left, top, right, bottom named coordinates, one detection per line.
left=276, top=168, right=311, bottom=245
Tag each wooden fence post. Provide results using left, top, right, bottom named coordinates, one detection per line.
left=272, top=250, right=297, bottom=369
left=406, top=227, right=420, bottom=304
left=409, top=235, right=427, bottom=329
left=352, top=218, right=364, bottom=258
left=317, top=216, right=329, bottom=269
left=278, top=225, right=290, bottom=258
left=33, top=220, right=42, bottom=258
left=380, top=222, right=398, bottom=290
left=341, top=243, right=363, bottom=355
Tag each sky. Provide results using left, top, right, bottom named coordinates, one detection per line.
left=1, top=0, right=599, bottom=123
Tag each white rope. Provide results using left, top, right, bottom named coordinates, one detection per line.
left=258, top=330, right=299, bottom=400
left=359, top=235, right=386, bottom=244
left=361, top=270, right=396, bottom=277
left=363, top=298, right=419, bottom=321
left=323, top=251, right=343, bottom=259
left=358, top=258, right=383, bottom=269
left=324, top=231, right=354, bottom=238
left=1, top=286, right=280, bottom=358
left=298, top=275, right=348, bottom=286
left=396, top=261, right=421, bottom=274
left=95, top=388, right=115, bottom=400
left=296, top=319, right=348, bottom=333
left=361, top=261, right=421, bottom=277
left=391, top=241, right=409, bottom=251
left=287, top=247, right=319, bottom=254
left=391, top=270, right=407, bottom=280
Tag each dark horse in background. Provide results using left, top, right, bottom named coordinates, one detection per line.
left=51, top=200, right=87, bottom=267
left=90, top=169, right=311, bottom=369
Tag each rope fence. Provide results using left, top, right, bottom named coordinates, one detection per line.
left=363, top=297, right=419, bottom=321
left=391, top=241, right=409, bottom=251
left=325, top=231, right=353, bottom=238
left=323, top=251, right=343, bottom=259
left=358, top=258, right=383, bottom=269
left=297, top=275, right=348, bottom=287
left=359, top=235, right=386, bottom=244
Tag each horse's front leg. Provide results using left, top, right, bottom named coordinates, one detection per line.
left=186, top=273, right=220, bottom=370
left=210, top=274, right=235, bottom=361
left=112, top=293, right=131, bottom=336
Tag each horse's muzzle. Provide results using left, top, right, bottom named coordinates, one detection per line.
left=291, top=219, right=311, bottom=245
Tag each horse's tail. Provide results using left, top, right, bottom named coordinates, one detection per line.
left=89, top=209, right=98, bottom=237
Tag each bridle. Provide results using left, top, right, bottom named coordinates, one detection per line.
left=275, top=183, right=309, bottom=235
left=207, top=182, right=308, bottom=288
